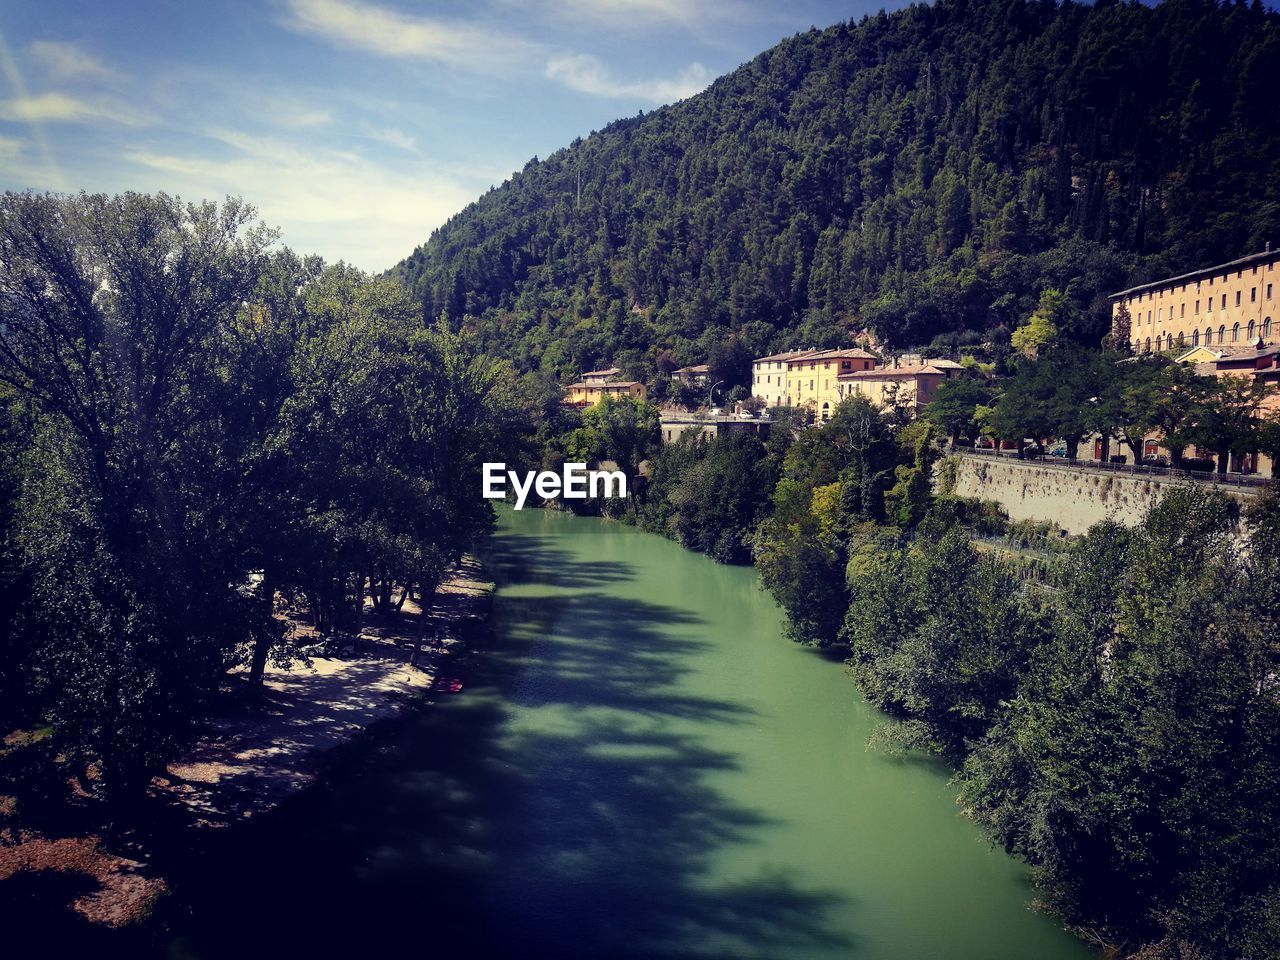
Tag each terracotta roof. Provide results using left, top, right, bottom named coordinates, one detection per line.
left=754, top=349, right=821, bottom=363
left=926, top=358, right=964, bottom=369
left=754, top=347, right=876, bottom=364
left=837, top=365, right=946, bottom=380
left=566, top=379, right=642, bottom=389
left=581, top=366, right=621, bottom=377
left=675, top=364, right=709, bottom=374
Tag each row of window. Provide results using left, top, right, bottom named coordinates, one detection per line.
left=1131, top=260, right=1277, bottom=304
left=1137, top=283, right=1275, bottom=325
left=1134, top=317, right=1273, bottom=353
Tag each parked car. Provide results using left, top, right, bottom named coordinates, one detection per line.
left=1140, top=454, right=1171, bottom=468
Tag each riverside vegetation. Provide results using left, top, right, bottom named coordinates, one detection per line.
left=0, top=191, right=524, bottom=809
left=538, top=390, right=1280, bottom=960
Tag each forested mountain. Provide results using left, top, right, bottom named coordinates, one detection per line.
left=393, top=0, right=1280, bottom=378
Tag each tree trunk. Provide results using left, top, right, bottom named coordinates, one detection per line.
left=248, top=569, right=276, bottom=691
left=1217, top=444, right=1230, bottom=474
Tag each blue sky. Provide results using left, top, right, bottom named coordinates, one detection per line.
left=0, top=0, right=906, bottom=270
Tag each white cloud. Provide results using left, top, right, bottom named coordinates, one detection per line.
left=0, top=135, right=22, bottom=161
left=546, top=53, right=712, bottom=103
left=0, top=92, right=147, bottom=126
left=537, top=0, right=737, bottom=26
left=282, top=0, right=535, bottom=69
left=365, top=125, right=417, bottom=151
left=28, top=40, right=119, bottom=82
left=124, top=129, right=479, bottom=270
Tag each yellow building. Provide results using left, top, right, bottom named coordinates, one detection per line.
left=564, top=379, right=646, bottom=407
left=1112, top=248, right=1280, bottom=354
left=835, top=363, right=959, bottom=411
left=752, top=350, right=812, bottom=408
left=752, top=348, right=878, bottom=418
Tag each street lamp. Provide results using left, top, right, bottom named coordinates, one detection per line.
left=708, top=379, right=724, bottom=411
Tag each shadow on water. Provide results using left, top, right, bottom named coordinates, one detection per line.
left=140, top=527, right=855, bottom=960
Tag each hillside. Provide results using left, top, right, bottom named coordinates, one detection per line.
left=393, top=0, right=1280, bottom=378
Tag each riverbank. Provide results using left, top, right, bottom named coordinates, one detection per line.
left=0, top=557, right=493, bottom=933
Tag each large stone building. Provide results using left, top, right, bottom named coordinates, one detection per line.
left=751, top=348, right=878, bottom=418
left=1112, top=248, right=1280, bottom=355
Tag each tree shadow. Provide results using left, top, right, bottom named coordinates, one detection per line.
left=129, top=525, right=859, bottom=958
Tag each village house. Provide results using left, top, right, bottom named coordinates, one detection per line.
left=1111, top=247, right=1279, bottom=355
left=672, top=364, right=710, bottom=386
left=835, top=360, right=961, bottom=412
left=563, top=370, right=646, bottom=408
left=751, top=348, right=878, bottom=417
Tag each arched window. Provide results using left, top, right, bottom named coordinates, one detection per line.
left=1248, top=320, right=1256, bottom=341
left=1232, top=322, right=1240, bottom=343
left=821, top=402, right=831, bottom=422
left=1145, top=337, right=1152, bottom=353
left=1192, top=329, right=1200, bottom=346
left=1155, top=334, right=1163, bottom=352
left=1219, top=324, right=1226, bottom=343
left=1176, top=333, right=1185, bottom=347
left=1206, top=327, right=1213, bottom=345
left=1266, top=317, right=1273, bottom=340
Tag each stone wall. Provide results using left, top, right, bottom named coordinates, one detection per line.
left=942, top=454, right=1260, bottom=535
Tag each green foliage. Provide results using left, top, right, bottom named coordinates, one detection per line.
left=958, top=491, right=1279, bottom=958
left=1010, top=289, right=1072, bottom=357
left=0, top=192, right=520, bottom=800
left=393, top=0, right=1280, bottom=366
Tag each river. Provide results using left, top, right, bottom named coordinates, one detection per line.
left=162, top=507, right=1096, bottom=960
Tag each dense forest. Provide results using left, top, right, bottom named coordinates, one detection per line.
left=393, top=0, right=1280, bottom=381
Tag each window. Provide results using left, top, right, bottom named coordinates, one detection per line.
left=1180, top=303, right=1185, bottom=318
left=1266, top=318, right=1273, bottom=340
left=1269, top=283, right=1274, bottom=299
left=1199, top=299, right=1204, bottom=313
left=1222, top=294, right=1227, bottom=309
left=1206, top=327, right=1213, bottom=345
left=1148, top=311, right=1153, bottom=324
left=1232, top=322, right=1240, bottom=342
left=1252, top=287, right=1258, bottom=303
left=1145, top=337, right=1152, bottom=352
left=1249, top=320, right=1256, bottom=341
left=1192, top=329, right=1200, bottom=346
left=1219, top=324, right=1226, bottom=342
left=1158, top=308, right=1163, bottom=322
left=1177, top=333, right=1185, bottom=347
left=1236, top=291, right=1242, bottom=307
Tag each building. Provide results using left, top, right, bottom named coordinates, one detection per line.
left=751, top=348, right=878, bottom=417
left=1111, top=248, right=1280, bottom=355
left=581, top=367, right=621, bottom=384
left=672, top=364, right=710, bottom=386
left=752, top=350, right=811, bottom=408
left=660, top=411, right=773, bottom=444
left=564, top=378, right=646, bottom=407
left=835, top=362, right=961, bottom=411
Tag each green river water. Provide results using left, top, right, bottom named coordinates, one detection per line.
left=162, top=507, right=1097, bottom=960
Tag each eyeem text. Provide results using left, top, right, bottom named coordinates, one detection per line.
left=482, top=462, right=628, bottom=510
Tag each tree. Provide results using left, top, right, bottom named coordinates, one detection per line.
left=1010, top=290, right=1068, bottom=358
left=924, top=377, right=994, bottom=445
left=0, top=191, right=275, bottom=798
left=1183, top=374, right=1267, bottom=474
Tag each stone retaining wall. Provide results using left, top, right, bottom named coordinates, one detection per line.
left=943, top=454, right=1260, bottom=534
